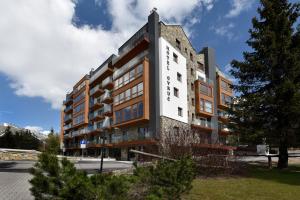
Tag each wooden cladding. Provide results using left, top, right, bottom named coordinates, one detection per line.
left=194, top=79, right=214, bottom=117
left=112, top=58, right=149, bottom=127
left=217, top=75, right=233, bottom=109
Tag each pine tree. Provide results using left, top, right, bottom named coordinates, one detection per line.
left=230, top=0, right=300, bottom=169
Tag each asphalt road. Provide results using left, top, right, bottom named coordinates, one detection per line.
left=0, top=160, right=133, bottom=200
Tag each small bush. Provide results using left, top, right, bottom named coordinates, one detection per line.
left=132, top=157, right=196, bottom=200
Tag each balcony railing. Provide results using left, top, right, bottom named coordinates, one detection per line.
left=64, top=105, right=72, bottom=113
left=64, top=114, right=72, bottom=122
left=103, top=90, right=111, bottom=100
left=111, top=131, right=153, bottom=144
left=218, top=124, right=233, bottom=132
left=90, top=84, right=102, bottom=96
left=103, top=104, right=111, bottom=113
left=72, top=128, right=89, bottom=137
left=102, top=117, right=111, bottom=128
left=102, top=76, right=113, bottom=88
left=218, top=110, right=230, bottom=118
left=90, top=63, right=109, bottom=84
left=63, top=124, right=72, bottom=130
left=192, top=119, right=212, bottom=128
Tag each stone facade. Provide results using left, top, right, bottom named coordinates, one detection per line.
left=160, top=24, right=205, bottom=123
left=0, top=151, right=39, bottom=161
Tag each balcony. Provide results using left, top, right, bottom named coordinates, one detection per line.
left=102, top=90, right=113, bottom=104
left=102, top=76, right=114, bottom=90
left=218, top=109, right=230, bottom=122
left=72, top=128, right=89, bottom=137
left=90, top=109, right=105, bottom=122
left=111, top=131, right=154, bottom=146
left=90, top=63, right=114, bottom=85
left=90, top=84, right=104, bottom=97
left=191, top=119, right=213, bottom=132
left=64, top=105, right=73, bottom=114
left=64, top=114, right=72, bottom=123
left=103, top=104, right=112, bottom=116
left=63, top=93, right=73, bottom=105
left=63, top=124, right=72, bottom=131
left=218, top=123, right=233, bottom=135
left=102, top=116, right=111, bottom=129
left=90, top=98, right=103, bottom=111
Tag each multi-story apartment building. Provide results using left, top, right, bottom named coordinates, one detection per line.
left=61, top=10, right=233, bottom=160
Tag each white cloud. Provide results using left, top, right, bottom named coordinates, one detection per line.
left=0, top=0, right=214, bottom=109
left=226, top=0, right=255, bottom=18
left=210, top=23, right=236, bottom=40
left=24, top=126, right=50, bottom=135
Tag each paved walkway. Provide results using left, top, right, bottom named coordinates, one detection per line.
left=0, top=172, right=33, bottom=200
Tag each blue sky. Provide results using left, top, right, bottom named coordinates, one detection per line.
left=0, top=0, right=286, bottom=133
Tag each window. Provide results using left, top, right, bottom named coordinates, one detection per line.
left=205, top=101, right=212, bottom=113
left=191, top=83, right=194, bottom=91
left=197, top=62, right=204, bottom=71
left=124, top=106, right=131, bottom=121
left=190, top=53, right=193, bottom=61
left=221, top=93, right=232, bottom=105
left=115, top=111, right=121, bottom=124
left=175, top=39, right=181, bottom=50
left=174, top=87, right=179, bottom=97
left=132, top=104, right=137, bottom=119
left=114, top=64, right=143, bottom=89
left=119, top=92, right=124, bottom=104
left=137, top=82, right=143, bottom=96
left=137, top=102, right=143, bottom=117
left=129, top=69, right=135, bottom=81
left=124, top=73, right=129, bottom=85
left=192, top=98, right=195, bottom=106
left=125, top=89, right=130, bottom=101
left=221, top=80, right=231, bottom=92
left=74, top=103, right=84, bottom=113
left=200, top=83, right=212, bottom=96
left=184, top=47, right=187, bottom=54
left=192, top=113, right=195, bottom=121
left=200, top=99, right=204, bottom=111
left=177, top=72, right=182, bottom=82
left=191, top=68, right=194, bottom=75
left=178, top=107, right=183, bottom=117
left=137, top=64, right=143, bottom=77
left=173, top=53, right=178, bottom=63
left=114, top=94, right=119, bottom=105
left=113, top=82, right=144, bottom=105
left=132, top=85, right=137, bottom=98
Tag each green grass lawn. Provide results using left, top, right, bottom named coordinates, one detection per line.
left=184, top=165, right=300, bottom=200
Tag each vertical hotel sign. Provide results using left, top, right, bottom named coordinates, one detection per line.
left=166, top=45, right=171, bottom=101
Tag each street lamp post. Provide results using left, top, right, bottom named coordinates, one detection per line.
left=99, top=136, right=106, bottom=173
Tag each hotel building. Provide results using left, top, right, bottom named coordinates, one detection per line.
left=60, top=11, right=233, bottom=160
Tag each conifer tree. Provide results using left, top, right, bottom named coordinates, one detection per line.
left=230, top=0, right=300, bottom=169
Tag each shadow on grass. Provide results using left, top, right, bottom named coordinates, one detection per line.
left=247, top=163, right=300, bottom=186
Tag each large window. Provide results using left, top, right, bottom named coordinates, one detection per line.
left=114, top=64, right=143, bottom=89
left=200, top=99, right=213, bottom=113
left=114, top=102, right=144, bottom=124
left=173, top=53, right=178, bottom=63
left=73, top=91, right=85, bottom=103
left=73, top=114, right=84, bottom=125
left=221, top=93, right=232, bottom=105
left=74, top=103, right=84, bottom=113
left=221, top=80, right=232, bottom=92
left=114, top=82, right=144, bottom=105
left=200, top=83, right=212, bottom=96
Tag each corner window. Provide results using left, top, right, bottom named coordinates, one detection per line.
left=173, top=53, right=178, bottom=63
